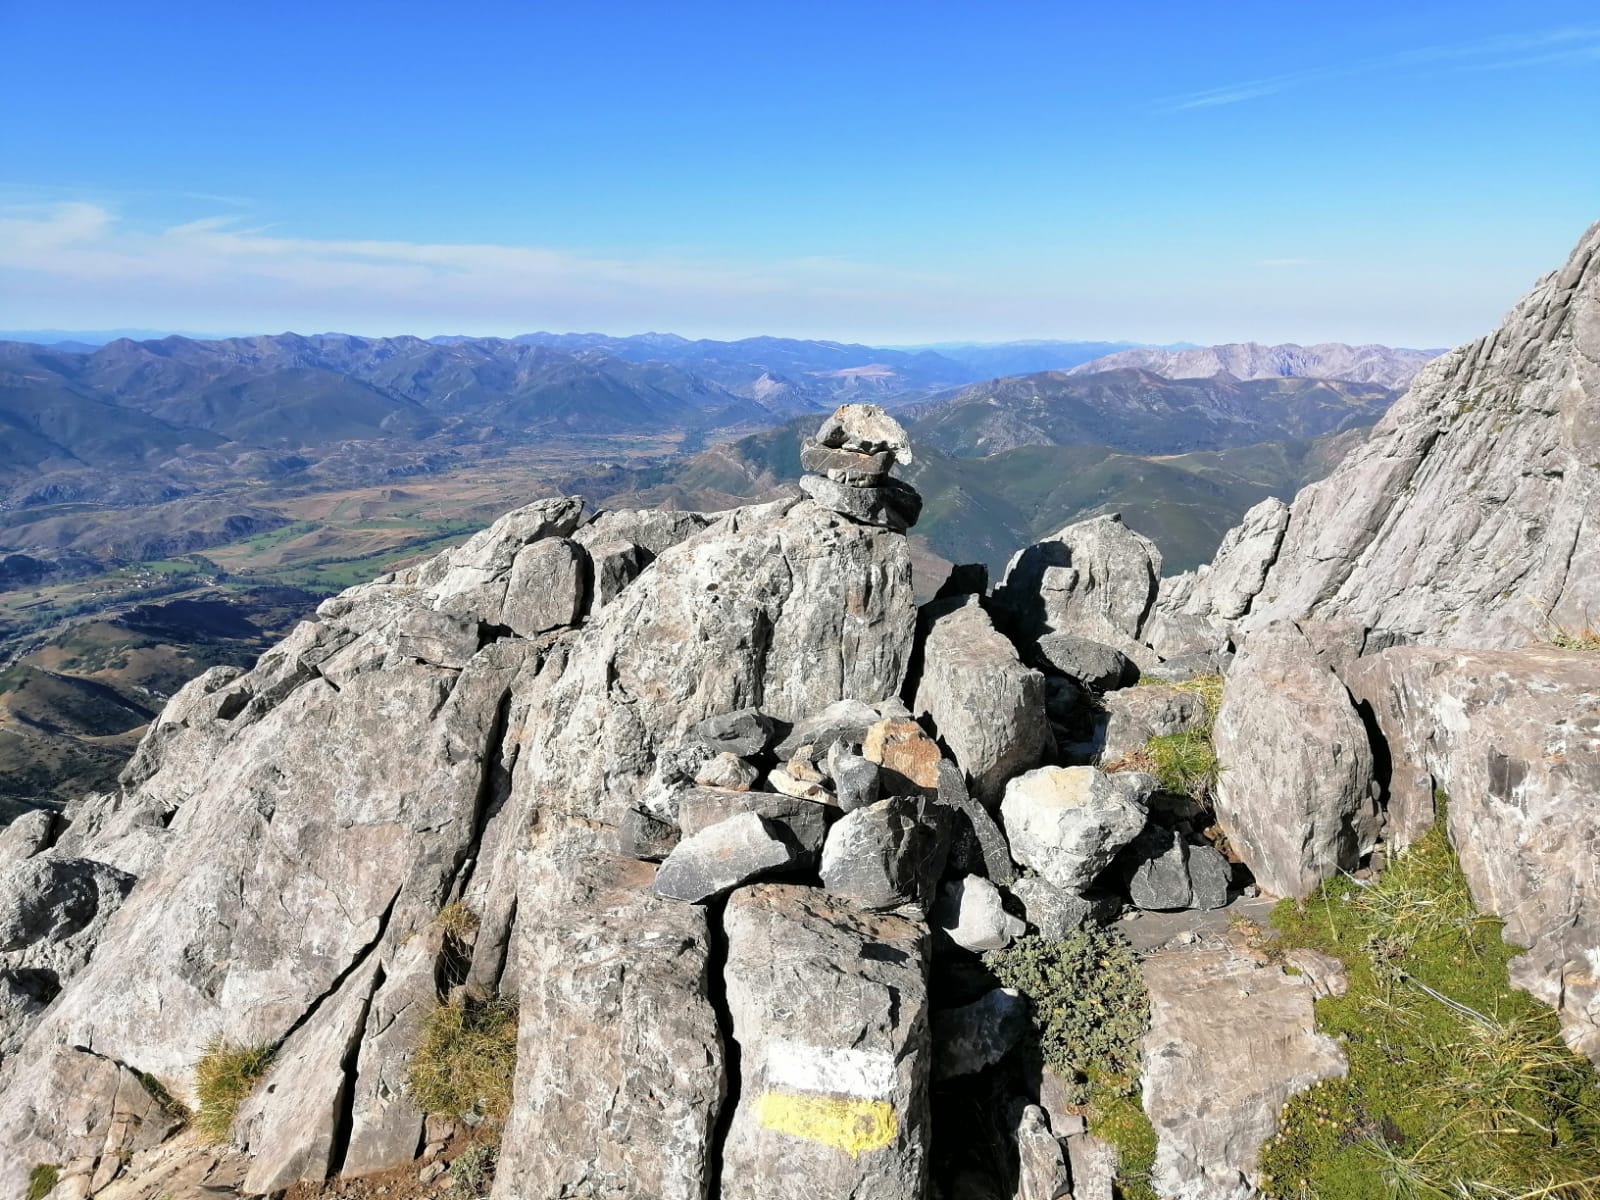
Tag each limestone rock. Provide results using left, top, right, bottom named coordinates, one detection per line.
left=1142, top=945, right=1346, bottom=1200
left=1120, top=827, right=1231, bottom=912
left=820, top=795, right=948, bottom=911
left=1208, top=222, right=1600, bottom=647
left=1028, top=633, right=1135, bottom=691
left=1013, top=1105, right=1073, bottom=1200
left=500, top=536, right=588, bottom=636
left=826, top=742, right=882, bottom=811
left=495, top=833, right=725, bottom=1200
left=518, top=498, right=916, bottom=833
left=1097, top=683, right=1208, bottom=763
left=653, top=812, right=802, bottom=903
left=620, top=805, right=681, bottom=861
left=932, top=987, right=1030, bottom=1079
left=799, top=440, right=893, bottom=484
left=999, top=766, right=1151, bottom=893
left=863, top=717, right=943, bottom=793
left=993, top=513, right=1162, bottom=649
left=799, top=474, right=922, bottom=531
left=1212, top=621, right=1376, bottom=899
left=694, top=751, right=760, bottom=791
left=675, top=787, right=828, bottom=855
left=934, top=759, right=1017, bottom=887
left=1343, top=645, right=1600, bottom=1063
left=1065, top=1132, right=1118, bottom=1200
left=691, top=707, right=776, bottom=759
left=1157, top=496, right=1289, bottom=632
left=583, top=538, right=648, bottom=616
left=768, top=765, right=833, bottom=804
left=721, top=884, right=931, bottom=1200
left=813, top=402, right=915, bottom=463
left=0, top=809, right=55, bottom=861
left=914, top=598, right=1051, bottom=805
left=932, top=875, right=1025, bottom=951
left=1010, top=875, right=1119, bottom=937
left=573, top=507, right=716, bottom=556
left=775, top=698, right=911, bottom=761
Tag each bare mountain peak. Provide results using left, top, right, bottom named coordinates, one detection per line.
left=1068, top=340, right=1442, bottom=388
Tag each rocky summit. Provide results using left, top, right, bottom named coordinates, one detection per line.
left=1, top=234, right=1598, bottom=1200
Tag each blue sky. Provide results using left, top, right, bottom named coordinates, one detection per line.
left=2, top=0, right=1597, bottom=346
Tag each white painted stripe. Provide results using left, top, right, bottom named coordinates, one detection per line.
left=764, top=1040, right=896, bottom=1100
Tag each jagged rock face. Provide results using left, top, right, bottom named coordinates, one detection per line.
left=1151, top=496, right=1289, bottom=653
left=721, top=884, right=931, bottom=1200
left=994, top=514, right=1162, bottom=654
left=913, top=597, right=1051, bottom=805
left=0, top=498, right=585, bottom=1194
left=1212, top=621, right=1376, bottom=899
left=1192, top=222, right=1600, bottom=648
left=1344, top=645, right=1600, bottom=1064
left=493, top=831, right=726, bottom=1200
left=513, top=497, right=917, bottom=834
left=1142, top=945, right=1347, bottom=1200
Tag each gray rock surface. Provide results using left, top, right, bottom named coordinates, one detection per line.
left=931, top=874, right=1025, bottom=951
left=695, top=751, right=760, bottom=791
left=675, top=787, right=828, bottom=856
left=1120, top=827, right=1232, bottom=912
left=583, top=538, right=647, bottom=616
left=993, top=513, right=1162, bottom=650
left=827, top=743, right=882, bottom=811
left=1012, top=1105, right=1073, bottom=1200
left=495, top=833, right=725, bottom=1200
left=799, top=474, right=922, bottom=530
left=800, top=440, right=893, bottom=484
left=913, top=598, right=1050, bottom=804
left=500, top=535, right=587, bottom=636
left=654, top=811, right=802, bottom=903
left=1028, top=633, right=1135, bottom=690
left=721, top=884, right=930, bottom=1200
left=1154, top=497, right=1289, bottom=637
left=1200, top=222, right=1600, bottom=647
left=1010, top=875, right=1119, bottom=937
left=1212, top=621, right=1376, bottom=899
left=1344, top=645, right=1600, bottom=1063
left=691, top=707, right=776, bottom=759
left=932, top=987, right=1029, bottom=1079
left=0, top=810, right=55, bottom=861
left=1097, top=683, right=1209, bottom=763
left=813, top=402, right=915, bottom=463
left=1142, top=945, right=1346, bottom=1200
left=819, top=795, right=947, bottom=911
left=775, top=698, right=912, bottom=761
left=573, top=507, right=716, bottom=557
left=1000, top=766, right=1151, bottom=893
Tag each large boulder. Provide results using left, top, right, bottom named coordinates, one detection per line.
left=1211, top=621, right=1376, bottom=898
left=1344, top=645, right=1600, bottom=1063
left=1142, top=945, right=1346, bottom=1200
left=913, top=598, right=1050, bottom=805
left=820, top=795, right=947, bottom=911
left=999, top=766, right=1152, bottom=893
left=721, top=884, right=931, bottom=1199
left=993, top=514, right=1162, bottom=650
left=1097, top=683, right=1209, bottom=763
left=494, top=833, right=726, bottom=1199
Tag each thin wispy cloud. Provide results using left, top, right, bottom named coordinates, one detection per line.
left=1163, top=25, right=1600, bottom=111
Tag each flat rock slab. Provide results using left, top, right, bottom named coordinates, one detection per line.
left=722, top=884, right=932, bottom=1200
left=1142, top=945, right=1346, bottom=1200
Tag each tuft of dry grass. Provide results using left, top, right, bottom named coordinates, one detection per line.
left=194, top=1039, right=274, bottom=1143
left=407, top=994, right=518, bottom=1121
left=436, top=902, right=480, bottom=941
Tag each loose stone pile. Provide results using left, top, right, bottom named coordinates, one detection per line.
left=798, top=402, right=924, bottom=530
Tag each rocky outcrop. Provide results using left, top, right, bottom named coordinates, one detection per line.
left=1142, top=944, right=1347, bottom=1200
left=1212, top=621, right=1376, bottom=898
left=993, top=514, right=1162, bottom=655
left=1343, top=645, right=1600, bottom=1063
left=1097, top=683, right=1209, bottom=764
left=1000, top=766, right=1152, bottom=893
left=721, top=884, right=931, bottom=1200
left=1181, top=222, right=1600, bottom=648
left=913, top=597, right=1050, bottom=805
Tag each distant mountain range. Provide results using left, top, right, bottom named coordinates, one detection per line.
left=1066, top=341, right=1440, bottom=388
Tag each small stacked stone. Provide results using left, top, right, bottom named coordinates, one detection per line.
left=798, top=403, right=923, bottom=531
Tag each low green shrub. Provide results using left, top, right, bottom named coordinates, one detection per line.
left=448, top=1143, right=500, bottom=1199
left=986, top=927, right=1158, bottom=1198
left=1259, top=803, right=1600, bottom=1199
left=26, top=1165, right=60, bottom=1200
left=194, top=1039, right=273, bottom=1143
left=408, top=994, right=518, bottom=1120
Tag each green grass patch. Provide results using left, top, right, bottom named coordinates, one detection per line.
left=408, top=994, right=519, bottom=1121
left=1549, top=626, right=1600, bottom=652
left=1259, top=802, right=1600, bottom=1199
left=26, top=1165, right=60, bottom=1200
left=1143, top=729, right=1220, bottom=800
left=985, top=927, right=1159, bottom=1197
left=194, top=1040, right=273, bottom=1143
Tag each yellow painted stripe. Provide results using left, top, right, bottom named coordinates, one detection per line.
left=755, top=1090, right=898, bottom=1158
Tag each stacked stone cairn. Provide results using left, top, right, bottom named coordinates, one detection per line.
left=797, top=402, right=924, bottom=531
